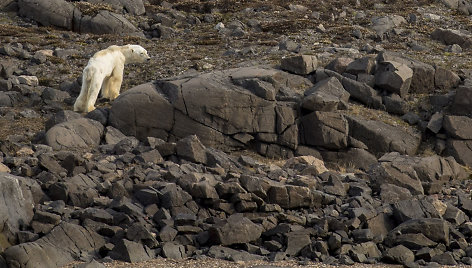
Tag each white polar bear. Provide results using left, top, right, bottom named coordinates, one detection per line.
left=73, top=44, right=150, bottom=113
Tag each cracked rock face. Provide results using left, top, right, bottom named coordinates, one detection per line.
left=0, top=173, right=36, bottom=247
left=109, top=66, right=310, bottom=151
left=45, top=118, right=105, bottom=150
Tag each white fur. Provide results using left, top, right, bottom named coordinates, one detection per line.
left=73, top=44, right=150, bottom=113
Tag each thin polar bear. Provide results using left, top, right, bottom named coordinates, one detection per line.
left=73, top=44, right=150, bottom=113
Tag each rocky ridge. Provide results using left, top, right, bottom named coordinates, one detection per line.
left=1, top=0, right=472, bottom=268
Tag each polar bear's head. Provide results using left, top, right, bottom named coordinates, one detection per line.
left=123, top=44, right=151, bottom=64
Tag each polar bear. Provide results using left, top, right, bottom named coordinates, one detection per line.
left=73, top=44, right=150, bottom=113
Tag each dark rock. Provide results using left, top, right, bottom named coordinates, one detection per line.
left=345, top=56, right=376, bottom=75
left=347, top=116, right=421, bottom=157
left=285, top=230, right=311, bottom=256
left=162, top=242, right=185, bottom=259
left=443, top=204, right=469, bottom=225
left=389, top=218, right=449, bottom=245
left=301, top=111, right=348, bottom=150
left=208, top=245, right=264, bottom=261
left=209, top=214, right=262, bottom=245
left=384, top=245, right=415, bottom=265
left=76, top=260, right=105, bottom=268
left=446, top=139, right=472, bottom=166
left=45, top=110, right=82, bottom=131
left=375, top=61, right=413, bottom=98
left=431, top=252, right=457, bottom=265
left=4, top=222, right=105, bottom=268
left=380, top=183, right=412, bottom=203
left=109, top=238, right=153, bottom=263
left=431, top=28, right=472, bottom=49
left=435, top=67, right=460, bottom=91
left=280, top=54, right=318, bottom=75
left=0, top=173, right=36, bottom=246
left=325, top=57, right=354, bottom=74
left=302, top=77, right=349, bottom=112
left=176, top=135, right=208, bottom=164
left=443, top=115, right=472, bottom=139
left=451, top=86, right=472, bottom=116
left=45, top=118, right=104, bottom=151
left=427, top=112, right=443, bottom=134
left=383, top=94, right=408, bottom=115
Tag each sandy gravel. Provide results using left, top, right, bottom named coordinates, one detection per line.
left=63, top=258, right=407, bottom=268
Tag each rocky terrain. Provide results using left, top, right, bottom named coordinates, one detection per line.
left=1, top=0, right=472, bottom=267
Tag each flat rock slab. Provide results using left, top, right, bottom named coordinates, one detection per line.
left=4, top=222, right=105, bottom=268
left=347, top=116, right=421, bottom=157
left=109, top=66, right=311, bottom=151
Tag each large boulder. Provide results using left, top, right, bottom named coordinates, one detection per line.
left=110, top=67, right=312, bottom=151
left=368, top=153, right=465, bottom=195
left=347, top=116, right=421, bottom=157
left=4, top=222, right=105, bottom=268
left=45, top=118, right=104, bottom=151
left=18, top=0, right=142, bottom=35
left=300, top=111, right=348, bottom=150
left=208, top=214, right=263, bottom=246
left=0, top=173, right=38, bottom=248
left=302, top=77, right=349, bottom=112
left=431, top=28, right=472, bottom=48
left=443, top=115, right=472, bottom=139
left=447, top=139, right=472, bottom=167
left=451, top=86, right=472, bottom=116
left=18, top=0, right=79, bottom=30
left=377, top=51, right=436, bottom=94
left=375, top=61, right=413, bottom=98
left=85, top=0, right=145, bottom=15
left=78, top=10, right=141, bottom=36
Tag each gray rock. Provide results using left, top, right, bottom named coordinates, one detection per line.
left=435, top=67, right=460, bottom=91
left=431, top=252, right=457, bottom=265
left=388, top=218, right=449, bottom=245
left=280, top=55, right=318, bottom=75
left=209, top=214, right=263, bottom=246
left=18, top=0, right=79, bottom=30
left=320, top=148, right=378, bottom=171
left=45, top=118, right=104, bottom=150
left=4, top=222, right=105, bottom=268
left=301, top=111, right=348, bottom=150
left=162, top=242, right=185, bottom=259
left=85, top=0, right=145, bottom=15
left=345, top=56, right=376, bottom=75
left=392, top=199, right=427, bottom=223
left=109, top=67, right=307, bottom=151
left=0, top=173, right=36, bottom=246
left=380, top=183, right=412, bottom=203
left=110, top=239, right=153, bottom=263
left=431, top=28, right=472, bottom=48
left=325, top=57, right=354, bottom=74
left=384, top=245, right=415, bottom=265
left=45, top=110, right=82, bottom=131
left=208, top=245, right=264, bottom=261
left=176, top=135, right=208, bottom=164
left=347, top=116, right=421, bottom=157
left=75, top=260, right=105, bottom=268
left=383, top=94, right=408, bottom=115
left=443, top=115, right=472, bottom=139
left=285, top=230, right=311, bottom=256
left=302, top=77, right=349, bottom=112
left=371, top=15, right=406, bottom=36
left=452, top=86, right=472, bottom=116
left=443, top=204, right=469, bottom=225
left=377, top=51, right=436, bottom=94
left=104, top=126, right=127, bottom=145
left=375, top=61, right=413, bottom=98
left=79, top=10, right=142, bottom=35
left=427, top=112, right=443, bottom=134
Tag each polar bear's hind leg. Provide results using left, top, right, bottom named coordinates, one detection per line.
left=85, top=76, right=104, bottom=112
left=74, top=72, right=92, bottom=112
